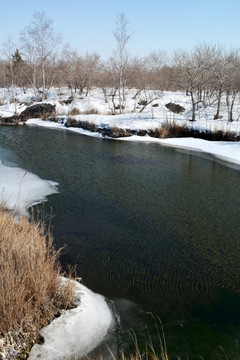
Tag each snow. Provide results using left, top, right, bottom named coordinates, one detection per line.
left=26, top=118, right=102, bottom=138
left=0, top=158, right=58, bottom=216
left=28, top=279, right=113, bottom=360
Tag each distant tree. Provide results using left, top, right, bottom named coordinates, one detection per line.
left=223, top=50, right=240, bottom=122
left=11, top=49, right=27, bottom=90
left=113, top=12, right=131, bottom=113
left=174, top=48, right=207, bottom=121
left=1, top=38, right=18, bottom=113
left=20, top=12, right=62, bottom=100
left=59, top=47, right=101, bottom=96
left=144, top=49, right=168, bottom=90
left=210, top=46, right=233, bottom=120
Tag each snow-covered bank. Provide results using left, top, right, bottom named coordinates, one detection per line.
left=26, top=118, right=240, bottom=167
left=29, top=279, right=113, bottom=360
left=0, top=158, right=58, bottom=216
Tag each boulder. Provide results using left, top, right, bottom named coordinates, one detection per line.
left=19, top=103, right=56, bottom=121
left=165, top=102, right=185, bottom=114
left=138, top=100, right=148, bottom=106
left=0, top=115, right=19, bottom=125
left=62, top=96, right=74, bottom=105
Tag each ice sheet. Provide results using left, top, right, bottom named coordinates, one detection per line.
left=0, top=159, right=58, bottom=216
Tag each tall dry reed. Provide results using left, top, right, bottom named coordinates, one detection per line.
left=0, top=209, right=74, bottom=346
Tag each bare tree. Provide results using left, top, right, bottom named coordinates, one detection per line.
left=20, top=12, right=61, bottom=100
left=1, top=37, right=18, bottom=113
left=144, top=49, right=168, bottom=90
left=209, top=45, right=232, bottom=119
left=223, top=50, right=240, bottom=122
left=113, top=12, right=131, bottom=113
left=174, top=48, right=207, bottom=121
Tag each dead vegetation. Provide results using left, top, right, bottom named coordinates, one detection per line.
left=0, top=209, right=75, bottom=355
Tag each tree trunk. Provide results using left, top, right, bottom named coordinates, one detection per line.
left=41, top=62, right=46, bottom=100
left=190, top=91, right=196, bottom=121
left=214, top=88, right=222, bottom=119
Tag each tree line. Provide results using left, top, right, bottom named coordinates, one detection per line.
left=1, top=12, right=240, bottom=120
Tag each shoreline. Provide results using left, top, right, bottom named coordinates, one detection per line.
left=26, top=118, right=240, bottom=169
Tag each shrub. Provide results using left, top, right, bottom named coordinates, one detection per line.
left=69, top=107, right=80, bottom=116
left=40, top=108, right=56, bottom=120
left=86, top=108, right=99, bottom=115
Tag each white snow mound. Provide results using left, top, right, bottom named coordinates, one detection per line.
left=28, top=279, right=113, bottom=360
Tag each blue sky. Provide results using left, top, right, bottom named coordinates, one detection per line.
left=1, top=0, right=240, bottom=59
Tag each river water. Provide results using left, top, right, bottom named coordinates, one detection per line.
left=1, top=126, right=240, bottom=359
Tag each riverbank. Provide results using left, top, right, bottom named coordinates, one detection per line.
left=26, top=117, right=240, bottom=168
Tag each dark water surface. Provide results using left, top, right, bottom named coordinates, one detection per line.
left=1, top=126, right=240, bottom=359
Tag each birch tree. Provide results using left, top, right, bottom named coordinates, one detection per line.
left=20, top=12, right=61, bottom=100
left=113, top=12, right=131, bottom=113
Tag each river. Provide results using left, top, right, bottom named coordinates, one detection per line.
left=1, top=125, right=240, bottom=359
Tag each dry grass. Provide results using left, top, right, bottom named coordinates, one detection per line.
left=68, top=107, right=99, bottom=116
left=90, top=122, right=99, bottom=131
left=86, top=108, right=99, bottom=115
left=0, top=209, right=75, bottom=348
left=94, top=317, right=172, bottom=360
left=158, top=121, right=189, bottom=139
left=40, top=108, right=56, bottom=120
left=69, top=107, right=80, bottom=116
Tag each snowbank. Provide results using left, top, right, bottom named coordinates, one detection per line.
left=28, top=279, right=113, bottom=360
left=0, top=158, right=58, bottom=216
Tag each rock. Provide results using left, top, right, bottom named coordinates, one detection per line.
left=152, top=103, right=159, bottom=107
left=19, top=103, right=56, bottom=121
left=138, top=100, right=148, bottom=106
left=165, top=102, right=185, bottom=114
left=62, top=96, right=74, bottom=105
left=115, top=105, right=125, bottom=110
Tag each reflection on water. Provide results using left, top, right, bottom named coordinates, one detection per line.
left=1, top=126, right=240, bottom=359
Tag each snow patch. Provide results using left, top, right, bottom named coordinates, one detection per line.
left=0, top=158, right=58, bottom=216
left=28, top=279, right=113, bottom=360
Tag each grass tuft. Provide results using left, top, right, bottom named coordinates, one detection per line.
left=69, top=107, right=80, bottom=116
